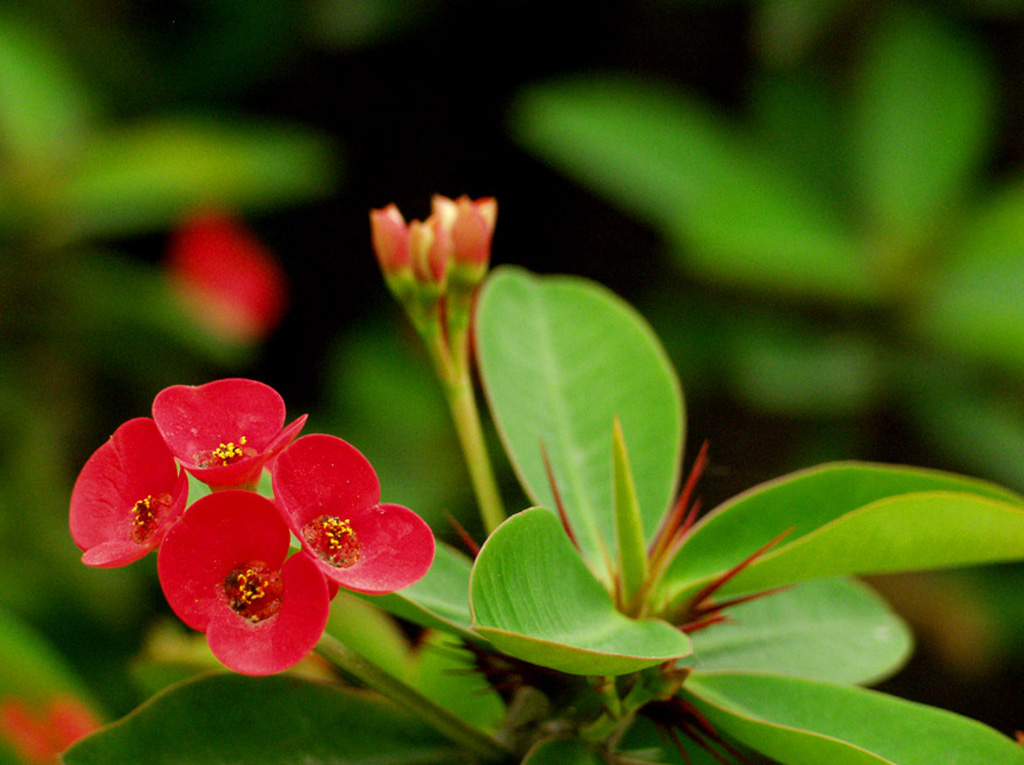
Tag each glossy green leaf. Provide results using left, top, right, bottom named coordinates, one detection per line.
left=690, top=578, right=912, bottom=685
left=511, top=76, right=876, bottom=302
left=470, top=508, right=692, bottom=676
left=369, top=541, right=476, bottom=641
left=477, top=267, right=683, bottom=580
left=684, top=671, right=1024, bottom=764
left=56, top=118, right=336, bottom=240
left=63, top=673, right=470, bottom=764
left=659, top=462, right=1024, bottom=604
left=0, top=14, right=93, bottom=175
left=850, top=7, right=992, bottom=245
left=612, top=418, right=648, bottom=606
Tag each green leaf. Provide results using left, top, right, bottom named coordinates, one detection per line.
left=850, top=7, right=993, bottom=245
left=0, top=13, right=93, bottom=176
left=684, top=671, right=1024, bottom=764
left=690, top=578, right=912, bottom=685
left=470, top=508, right=692, bottom=676
left=56, top=118, right=337, bottom=240
left=63, top=673, right=470, bottom=764
left=477, top=266, right=683, bottom=580
left=659, top=462, right=1024, bottom=604
left=511, top=76, right=875, bottom=303
left=612, top=418, right=648, bottom=607
left=369, top=541, right=477, bottom=641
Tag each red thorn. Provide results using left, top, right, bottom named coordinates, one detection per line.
left=685, top=527, right=793, bottom=613
left=539, top=440, right=579, bottom=551
left=651, top=442, right=709, bottom=561
left=679, top=613, right=728, bottom=633
left=445, top=512, right=480, bottom=558
left=692, top=585, right=792, bottom=618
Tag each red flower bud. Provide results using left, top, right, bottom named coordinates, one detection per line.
left=451, top=195, right=497, bottom=270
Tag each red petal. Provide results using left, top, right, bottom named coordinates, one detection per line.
left=316, top=503, right=435, bottom=594
left=152, top=378, right=301, bottom=489
left=70, top=417, right=188, bottom=567
left=157, top=491, right=290, bottom=631
left=271, top=434, right=381, bottom=526
left=205, top=552, right=329, bottom=675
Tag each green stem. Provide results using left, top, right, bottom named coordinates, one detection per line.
left=316, top=633, right=509, bottom=761
left=444, top=372, right=506, bottom=534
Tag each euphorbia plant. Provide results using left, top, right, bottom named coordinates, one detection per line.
left=66, top=195, right=1024, bottom=764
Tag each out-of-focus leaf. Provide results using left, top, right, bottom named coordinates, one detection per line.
left=63, top=673, right=470, bottom=764
left=685, top=671, right=1024, bottom=764
left=309, top=0, right=445, bottom=50
left=511, top=75, right=876, bottom=302
left=0, top=13, right=93, bottom=176
left=477, top=267, right=683, bottom=580
left=915, top=180, right=1024, bottom=378
left=753, top=0, right=856, bottom=67
left=522, top=736, right=605, bottom=764
left=658, top=462, right=1024, bottom=604
left=690, top=578, right=912, bottom=685
left=850, top=7, right=993, bottom=247
left=0, top=607, right=97, bottom=706
left=409, top=631, right=504, bottom=732
left=470, top=509, right=693, bottom=676
left=726, top=317, right=881, bottom=417
left=56, top=118, right=336, bottom=240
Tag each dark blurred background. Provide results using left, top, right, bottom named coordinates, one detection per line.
left=3, top=0, right=1024, bottom=755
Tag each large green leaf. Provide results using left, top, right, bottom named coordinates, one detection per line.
left=55, top=118, right=336, bottom=240
left=684, top=671, right=1024, bottom=764
left=658, top=462, right=1024, bottom=604
left=470, top=508, right=692, bottom=676
left=522, top=736, right=606, bottom=764
left=690, top=578, right=912, bottom=685
left=477, top=267, right=683, bottom=579
left=850, top=7, right=993, bottom=247
left=369, top=542, right=477, bottom=641
left=511, top=76, right=875, bottom=302
left=63, top=673, right=470, bottom=765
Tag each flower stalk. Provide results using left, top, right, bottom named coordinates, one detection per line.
left=315, top=632, right=509, bottom=761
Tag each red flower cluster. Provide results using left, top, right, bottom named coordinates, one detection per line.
left=69, top=378, right=435, bottom=675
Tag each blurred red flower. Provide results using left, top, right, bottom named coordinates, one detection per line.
left=69, top=417, right=188, bottom=567
left=157, top=491, right=330, bottom=675
left=0, top=695, right=100, bottom=763
left=271, top=434, right=435, bottom=594
left=152, top=378, right=305, bottom=490
left=167, top=210, right=288, bottom=343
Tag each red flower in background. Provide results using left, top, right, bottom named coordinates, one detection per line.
left=0, top=695, right=100, bottom=764
left=157, top=491, right=330, bottom=676
left=271, top=434, right=435, bottom=595
left=152, top=378, right=306, bottom=490
left=69, top=417, right=188, bottom=567
left=167, top=210, right=288, bottom=343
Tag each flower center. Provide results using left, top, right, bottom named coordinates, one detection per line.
left=302, top=515, right=360, bottom=568
left=130, top=493, right=172, bottom=544
left=198, top=436, right=255, bottom=468
left=223, top=561, right=283, bottom=622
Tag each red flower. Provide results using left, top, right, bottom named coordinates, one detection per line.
left=0, top=695, right=100, bottom=764
left=167, top=210, right=289, bottom=343
left=271, top=434, right=435, bottom=594
left=69, top=417, right=189, bottom=567
left=152, top=378, right=306, bottom=490
left=157, top=491, right=330, bottom=676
